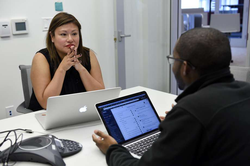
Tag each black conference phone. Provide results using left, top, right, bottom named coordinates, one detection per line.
left=0, top=134, right=82, bottom=166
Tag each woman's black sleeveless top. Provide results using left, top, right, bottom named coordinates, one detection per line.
left=28, top=48, right=91, bottom=111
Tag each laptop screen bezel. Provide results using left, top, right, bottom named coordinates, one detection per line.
left=95, top=91, right=161, bottom=144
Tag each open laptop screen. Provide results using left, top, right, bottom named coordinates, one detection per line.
left=96, top=91, right=160, bottom=144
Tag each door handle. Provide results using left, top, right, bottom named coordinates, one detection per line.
left=120, top=34, right=131, bottom=38
left=118, top=30, right=131, bottom=42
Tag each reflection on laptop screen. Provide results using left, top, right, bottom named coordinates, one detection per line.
left=97, top=92, right=160, bottom=144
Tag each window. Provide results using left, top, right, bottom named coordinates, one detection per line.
left=181, top=0, right=239, bottom=12
left=220, top=0, right=239, bottom=13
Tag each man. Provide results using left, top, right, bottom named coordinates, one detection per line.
left=92, top=28, right=250, bottom=165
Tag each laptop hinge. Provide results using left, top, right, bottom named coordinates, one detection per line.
left=122, top=130, right=160, bottom=146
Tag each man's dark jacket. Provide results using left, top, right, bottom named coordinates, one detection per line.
left=106, top=68, right=250, bottom=166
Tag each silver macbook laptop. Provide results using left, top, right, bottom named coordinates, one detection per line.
left=35, top=87, right=121, bottom=130
left=95, top=91, right=161, bottom=157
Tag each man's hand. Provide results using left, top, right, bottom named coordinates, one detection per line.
left=92, top=130, right=118, bottom=154
left=159, top=104, right=175, bottom=121
left=159, top=110, right=170, bottom=121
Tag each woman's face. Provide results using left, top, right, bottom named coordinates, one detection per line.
left=51, top=23, right=80, bottom=58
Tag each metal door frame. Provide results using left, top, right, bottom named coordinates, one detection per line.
left=115, top=0, right=126, bottom=90
left=170, top=0, right=182, bottom=94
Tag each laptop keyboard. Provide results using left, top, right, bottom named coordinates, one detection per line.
left=126, top=132, right=160, bottom=156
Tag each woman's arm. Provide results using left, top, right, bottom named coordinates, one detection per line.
left=31, top=51, right=75, bottom=109
left=75, top=50, right=105, bottom=91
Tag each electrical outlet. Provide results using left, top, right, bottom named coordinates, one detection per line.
left=5, top=105, right=14, bottom=118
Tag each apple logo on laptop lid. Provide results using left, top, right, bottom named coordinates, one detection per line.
left=79, top=106, right=87, bottom=113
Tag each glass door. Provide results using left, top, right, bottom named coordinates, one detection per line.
left=220, top=0, right=249, bottom=47
left=115, top=0, right=171, bottom=92
left=170, top=0, right=250, bottom=94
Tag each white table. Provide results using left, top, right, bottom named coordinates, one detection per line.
left=0, top=86, right=177, bottom=166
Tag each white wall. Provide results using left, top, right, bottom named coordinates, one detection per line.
left=0, top=0, right=116, bottom=119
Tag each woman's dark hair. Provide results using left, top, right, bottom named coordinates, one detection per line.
left=46, top=12, right=90, bottom=73
left=175, top=28, right=232, bottom=76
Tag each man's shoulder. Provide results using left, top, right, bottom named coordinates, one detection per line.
left=176, top=81, right=250, bottom=126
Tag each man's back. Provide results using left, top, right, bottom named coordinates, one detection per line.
left=175, top=70, right=250, bottom=165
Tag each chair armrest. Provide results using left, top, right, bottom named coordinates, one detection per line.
left=16, top=102, right=33, bottom=114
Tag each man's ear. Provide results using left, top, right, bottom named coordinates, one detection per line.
left=182, top=61, right=191, bottom=76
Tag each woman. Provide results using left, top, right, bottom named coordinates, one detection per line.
left=28, top=12, right=105, bottom=111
